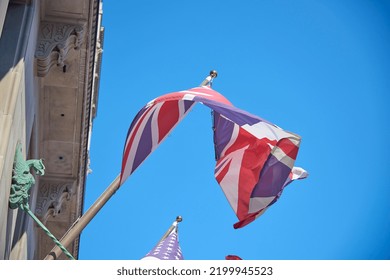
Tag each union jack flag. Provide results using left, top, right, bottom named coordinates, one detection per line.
left=120, top=86, right=307, bottom=228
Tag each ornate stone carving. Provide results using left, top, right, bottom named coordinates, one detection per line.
left=35, top=181, right=75, bottom=222
left=35, top=21, right=84, bottom=77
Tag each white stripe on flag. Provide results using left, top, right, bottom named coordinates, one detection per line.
left=242, top=122, right=295, bottom=141
left=271, top=146, right=296, bottom=169
left=151, top=103, right=164, bottom=152
left=180, top=90, right=213, bottom=97
left=217, top=145, right=249, bottom=214
left=291, top=167, right=309, bottom=180
left=248, top=196, right=276, bottom=214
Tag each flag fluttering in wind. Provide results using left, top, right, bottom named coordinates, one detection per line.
left=142, top=219, right=183, bottom=260
left=120, top=81, right=308, bottom=228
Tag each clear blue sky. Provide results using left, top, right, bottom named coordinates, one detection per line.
left=78, top=0, right=390, bottom=260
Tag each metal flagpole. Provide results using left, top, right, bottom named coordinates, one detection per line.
left=44, top=70, right=217, bottom=260
left=44, top=175, right=120, bottom=260
left=156, top=216, right=182, bottom=244
left=200, top=70, right=218, bottom=87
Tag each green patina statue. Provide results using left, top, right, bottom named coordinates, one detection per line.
left=9, top=143, right=45, bottom=210
left=8, top=143, right=75, bottom=259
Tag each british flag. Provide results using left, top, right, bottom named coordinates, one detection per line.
left=120, top=86, right=307, bottom=228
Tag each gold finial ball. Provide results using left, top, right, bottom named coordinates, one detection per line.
left=176, top=216, right=183, bottom=222
left=210, top=70, right=218, bottom=78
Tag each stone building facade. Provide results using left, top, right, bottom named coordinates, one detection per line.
left=0, top=0, right=103, bottom=259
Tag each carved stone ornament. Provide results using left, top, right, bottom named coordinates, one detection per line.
left=35, top=21, right=85, bottom=77
left=35, top=181, right=75, bottom=222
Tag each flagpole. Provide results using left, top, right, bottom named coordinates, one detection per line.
left=200, top=70, right=218, bottom=87
left=44, top=70, right=217, bottom=260
left=44, top=174, right=121, bottom=260
left=157, top=216, right=182, bottom=244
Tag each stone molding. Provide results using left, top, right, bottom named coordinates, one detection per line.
left=35, top=180, right=75, bottom=223
left=35, top=21, right=84, bottom=77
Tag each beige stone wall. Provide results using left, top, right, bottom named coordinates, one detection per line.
left=0, top=0, right=10, bottom=36
left=0, top=61, right=28, bottom=259
left=0, top=2, right=38, bottom=260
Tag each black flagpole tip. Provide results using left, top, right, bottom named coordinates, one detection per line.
left=210, top=70, right=218, bottom=78
left=176, top=216, right=183, bottom=222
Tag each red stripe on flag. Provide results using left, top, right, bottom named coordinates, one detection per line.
left=234, top=212, right=258, bottom=229
left=277, top=138, right=299, bottom=160
left=158, top=101, right=179, bottom=142
left=233, top=128, right=274, bottom=221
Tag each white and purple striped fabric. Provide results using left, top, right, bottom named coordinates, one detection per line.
left=120, top=86, right=307, bottom=228
left=142, top=223, right=183, bottom=260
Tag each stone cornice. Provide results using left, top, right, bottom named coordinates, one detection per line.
left=35, top=21, right=85, bottom=77
left=72, top=0, right=101, bottom=259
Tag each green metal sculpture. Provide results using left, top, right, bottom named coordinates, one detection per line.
left=9, top=143, right=45, bottom=209
left=9, top=143, right=75, bottom=260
